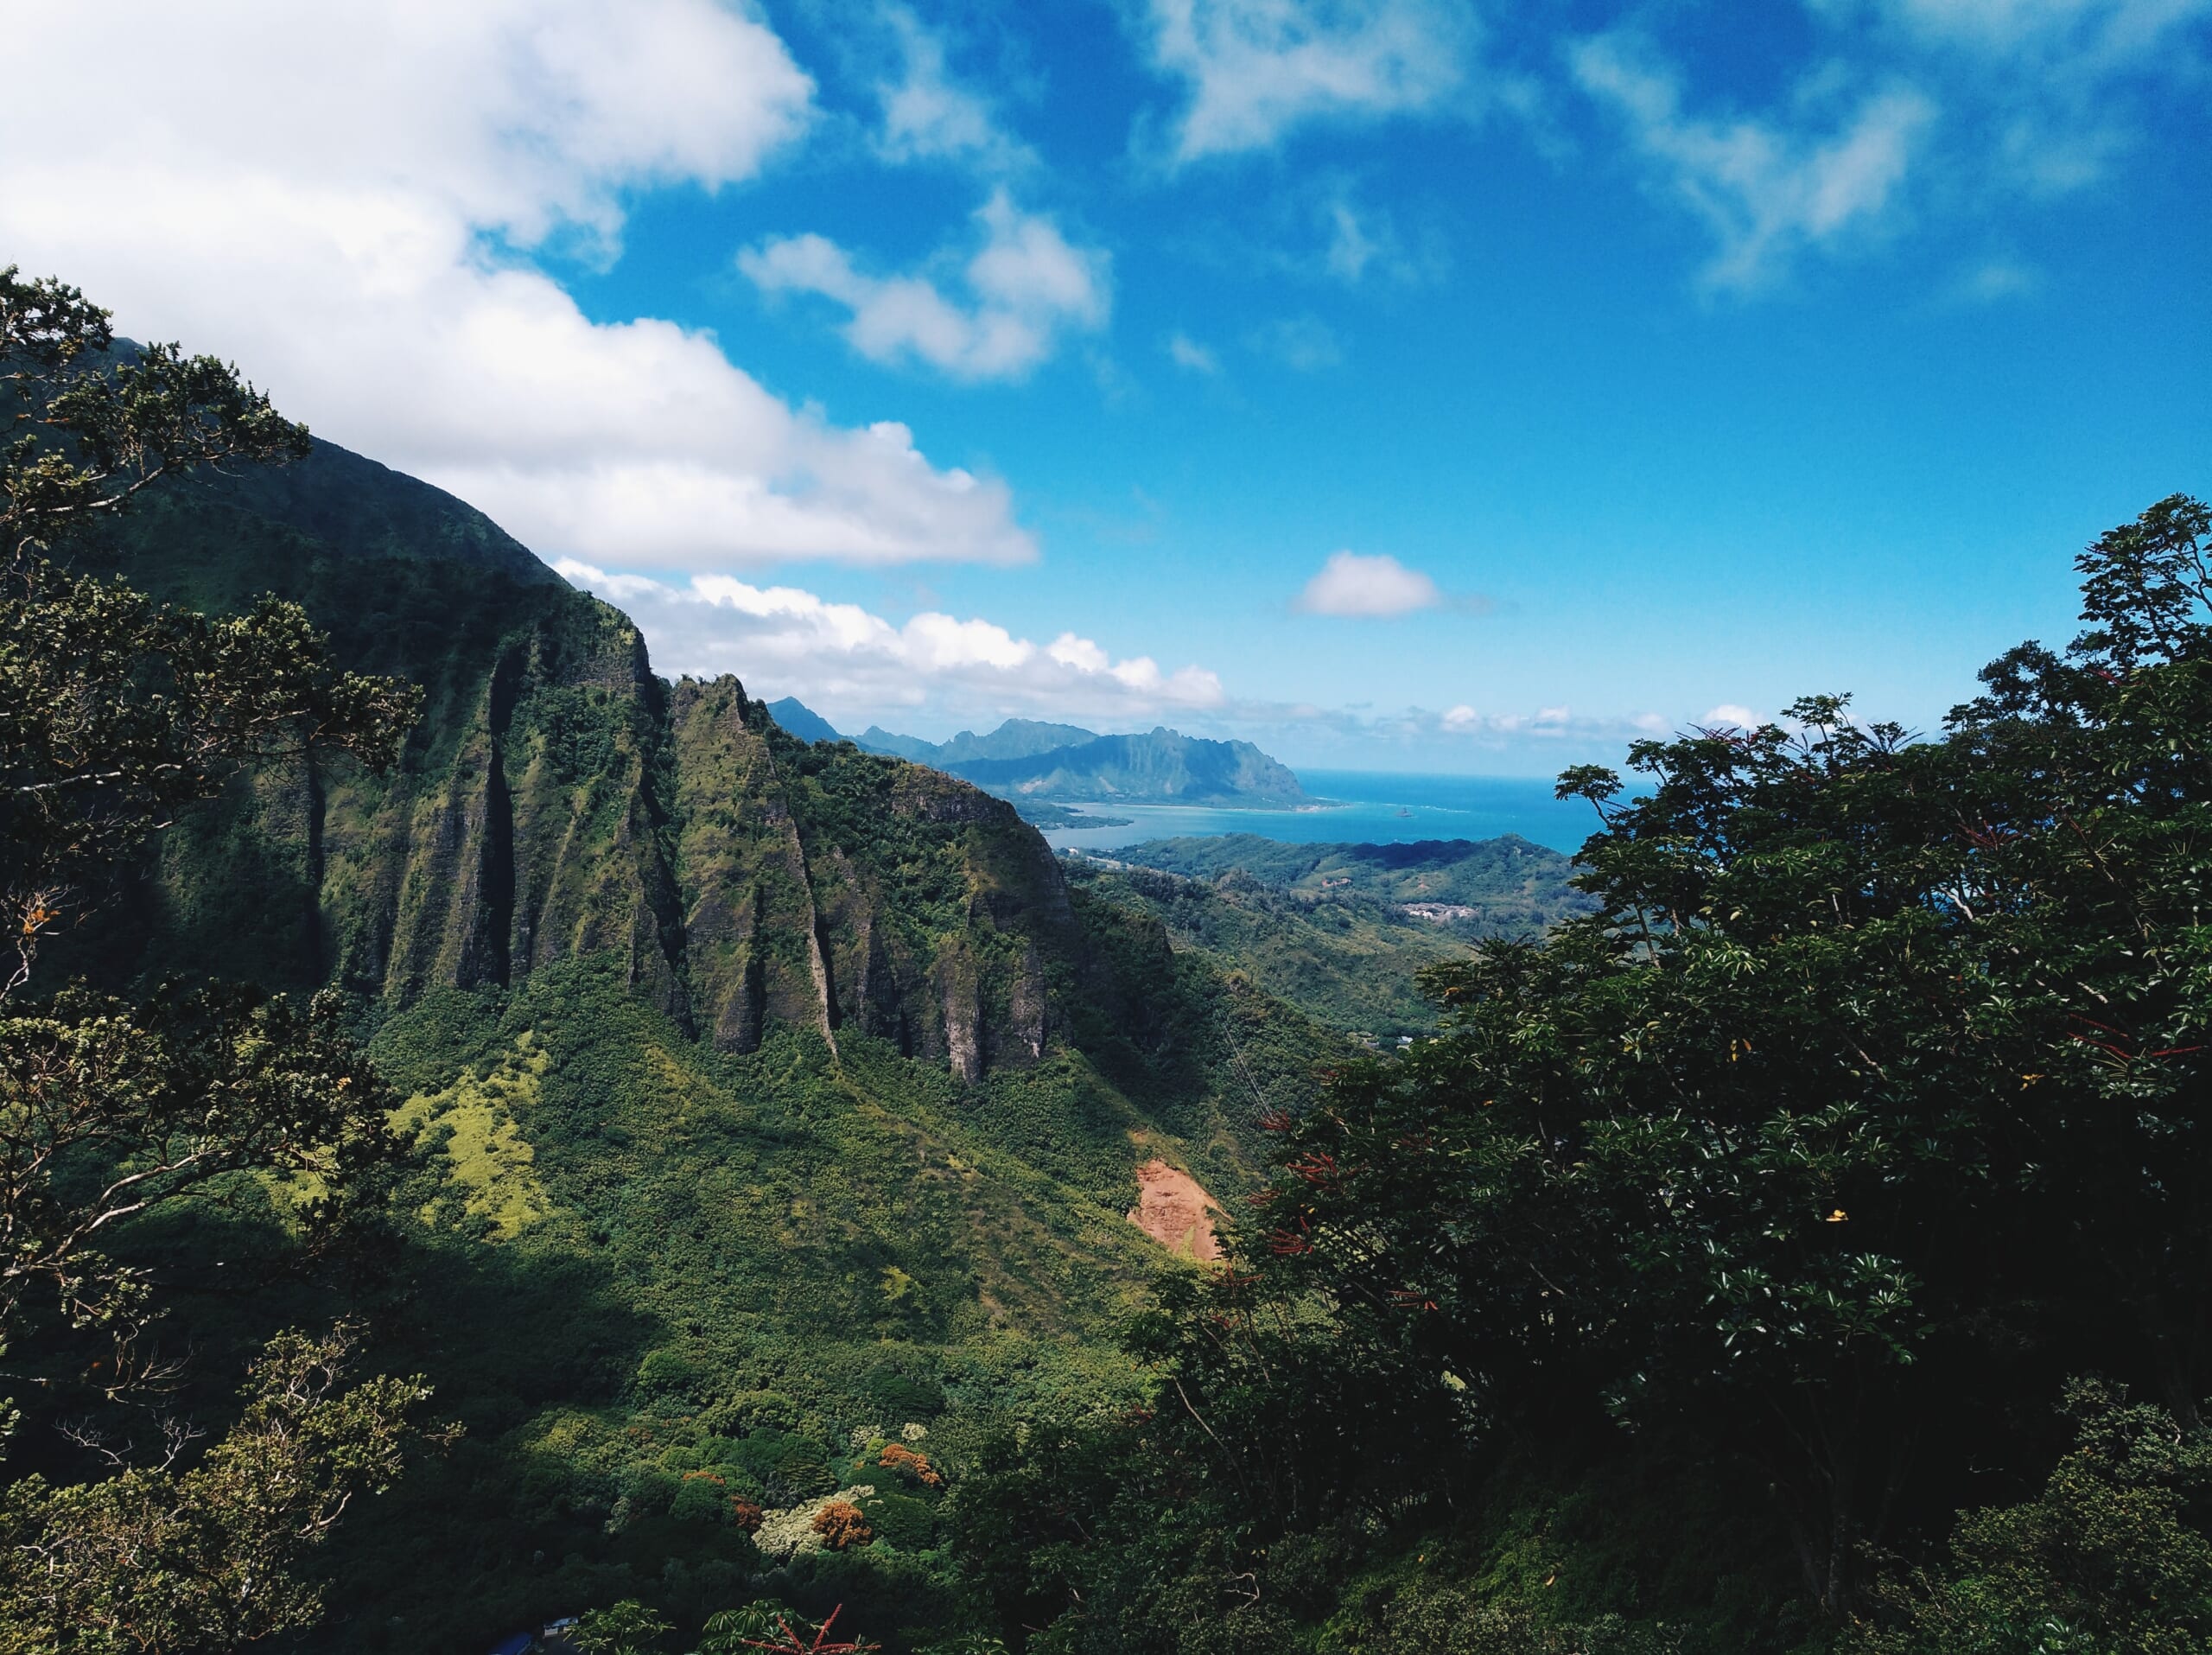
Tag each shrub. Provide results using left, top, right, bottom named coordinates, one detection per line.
left=862, top=1488, right=937, bottom=1551
left=811, top=1499, right=874, bottom=1551
left=877, top=1442, right=944, bottom=1488
left=775, top=1442, right=836, bottom=1500
left=671, top=1473, right=733, bottom=1525
left=635, top=1348, right=706, bottom=1397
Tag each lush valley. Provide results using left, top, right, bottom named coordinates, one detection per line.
left=1098, top=832, right=1592, bottom=924
left=1047, top=836, right=1593, bottom=1041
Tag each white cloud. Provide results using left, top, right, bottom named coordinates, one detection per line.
left=556, top=561, right=1225, bottom=722
left=1317, top=190, right=1448, bottom=285
left=1325, top=199, right=1384, bottom=282
left=1141, top=0, right=1477, bottom=162
left=1249, top=314, right=1344, bottom=370
left=1701, top=703, right=1764, bottom=728
left=1574, top=2, right=2207, bottom=286
left=874, top=3, right=1032, bottom=172
left=1868, top=0, right=2209, bottom=54
left=0, top=0, right=1039, bottom=571
left=741, top=191, right=1109, bottom=382
left=1439, top=703, right=1670, bottom=740
left=1953, top=256, right=2041, bottom=299
left=1296, top=551, right=1443, bottom=616
left=1166, top=332, right=1222, bottom=373
left=1860, top=0, right=2211, bottom=193
left=1573, top=35, right=1937, bottom=290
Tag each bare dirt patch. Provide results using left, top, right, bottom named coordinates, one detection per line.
left=1127, top=1159, right=1224, bottom=1263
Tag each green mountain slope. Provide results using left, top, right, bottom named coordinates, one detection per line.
left=41, top=430, right=1352, bottom=1651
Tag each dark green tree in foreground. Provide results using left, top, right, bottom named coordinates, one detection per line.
left=956, top=494, right=2212, bottom=1650
left=0, top=269, right=432, bottom=1649
left=1261, top=493, right=2212, bottom=1614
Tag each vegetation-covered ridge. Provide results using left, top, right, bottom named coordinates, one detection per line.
left=60, top=430, right=1188, bottom=1087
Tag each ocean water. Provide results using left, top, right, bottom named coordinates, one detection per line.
left=1034, top=769, right=1601, bottom=856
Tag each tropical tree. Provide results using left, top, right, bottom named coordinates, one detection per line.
left=0, top=1325, right=433, bottom=1654
left=696, top=1602, right=798, bottom=1654
left=1172, top=495, right=2212, bottom=1617
left=0, top=265, right=420, bottom=1384
left=0, top=269, right=434, bottom=1647
left=575, top=1600, right=675, bottom=1655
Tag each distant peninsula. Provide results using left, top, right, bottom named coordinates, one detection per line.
left=761, top=703, right=1313, bottom=810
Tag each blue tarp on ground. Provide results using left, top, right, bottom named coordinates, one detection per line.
left=487, top=1634, right=533, bottom=1655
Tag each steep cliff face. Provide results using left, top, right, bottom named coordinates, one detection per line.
left=60, top=440, right=1107, bottom=1080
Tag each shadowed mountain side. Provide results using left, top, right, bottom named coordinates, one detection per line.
left=763, top=696, right=842, bottom=744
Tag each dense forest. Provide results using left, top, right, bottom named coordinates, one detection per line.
left=5, top=271, right=2210, bottom=1655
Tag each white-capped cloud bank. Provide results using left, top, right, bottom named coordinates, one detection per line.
left=1296, top=550, right=1445, bottom=616
left=742, top=191, right=1110, bottom=381
left=0, top=0, right=1035, bottom=570
left=1141, top=0, right=1476, bottom=162
left=558, top=562, right=1224, bottom=724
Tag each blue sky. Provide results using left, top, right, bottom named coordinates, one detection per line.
left=3, top=0, right=2205, bottom=772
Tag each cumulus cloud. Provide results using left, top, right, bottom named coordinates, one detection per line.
left=556, top=561, right=1224, bottom=723
left=0, top=0, right=1043, bottom=571
left=1296, top=551, right=1443, bottom=616
left=741, top=190, right=1109, bottom=381
left=1140, top=0, right=1477, bottom=162
left=1573, top=35, right=1936, bottom=290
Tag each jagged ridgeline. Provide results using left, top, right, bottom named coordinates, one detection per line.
left=41, top=432, right=1345, bottom=1649
left=60, top=436, right=1267, bottom=1087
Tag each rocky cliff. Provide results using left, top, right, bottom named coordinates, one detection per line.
left=56, top=439, right=1111, bottom=1082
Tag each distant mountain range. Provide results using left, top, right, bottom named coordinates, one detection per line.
left=760, top=701, right=1313, bottom=809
